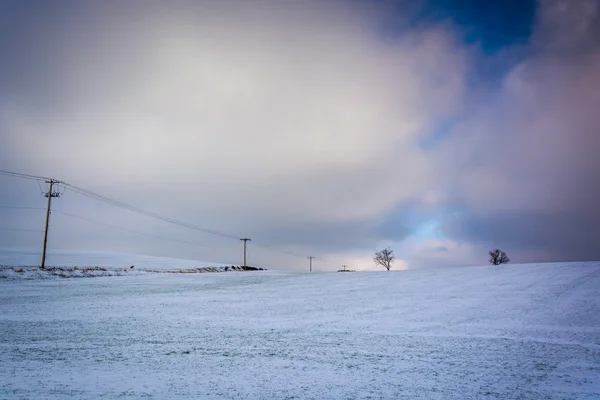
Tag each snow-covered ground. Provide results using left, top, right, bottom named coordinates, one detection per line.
left=1, top=253, right=599, bottom=399
left=0, top=248, right=232, bottom=270
left=0, top=249, right=249, bottom=279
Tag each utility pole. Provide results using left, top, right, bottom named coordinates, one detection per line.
left=41, top=179, right=61, bottom=269
left=342, top=265, right=347, bottom=271
left=240, top=238, right=251, bottom=267
left=308, top=256, right=314, bottom=272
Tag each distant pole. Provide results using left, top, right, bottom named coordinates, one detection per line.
left=240, top=238, right=251, bottom=267
left=41, top=179, right=61, bottom=269
left=308, top=256, right=314, bottom=272
left=342, top=265, right=347, bottom=271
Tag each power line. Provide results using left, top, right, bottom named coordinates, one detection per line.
left=37, top=179, right=45, bottom=195
left=65, top=183, right=317, bottom=259
left=0, top=228, right=44, bottom=232
left=65, top=182, right=321, bottom=260
left=52, top=209, right=230, bottom=249
left=63, top=185, right=312, bottom=259
left=0, top=170, right=53, bottom=182
left=251, top=241, right=310, bottom=259
left=1, top=169, right=321, bottom=262
left=0, top=205, right=46, bottom=210
left=63, top=184, right=241, bottom=241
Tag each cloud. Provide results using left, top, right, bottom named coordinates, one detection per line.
left=327, top=236, right=480, bottom=271
left=0, top=0, right=469, bottom=267
left=3, top=0, right=597, bottom=270
left=436, top=0, right=600, bottom=262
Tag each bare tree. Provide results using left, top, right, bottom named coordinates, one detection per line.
left=489, top=249, right=510, bottom=265
left=374, top=248, right=395, bottom=271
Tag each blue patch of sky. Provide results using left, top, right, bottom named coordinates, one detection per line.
left=433, top=0, right=535, bottom=51
left=372, top=0, right=535, bottom=59
left=393, top=0, right=537, bottom=150
left=410, top=219, right=443, bottom=241
left=377, top=202, right=447, bottom=243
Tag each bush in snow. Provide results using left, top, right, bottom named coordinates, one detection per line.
left=489, top=249, right=510, bottom=265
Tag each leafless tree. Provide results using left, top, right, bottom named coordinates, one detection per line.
left=374, top=248, right=395, bottom=271
left=489, top=249, right=510, bottom=265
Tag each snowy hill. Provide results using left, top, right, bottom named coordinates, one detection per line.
left=1, top=258, right=599, bottom=399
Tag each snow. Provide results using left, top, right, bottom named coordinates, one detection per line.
left=0, top=249, right=253, bottom=279
left=1, top=251, right=599, bottom=399
left=0, top=248, right=232, bottom=270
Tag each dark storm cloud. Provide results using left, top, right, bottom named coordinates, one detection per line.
left=445, top=210, right=600, bottom=262
left=250, top=218, right=407, bottom=252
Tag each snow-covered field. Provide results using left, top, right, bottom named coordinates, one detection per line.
left=0, top=249, right=247, bottom=279
left=0, top=248, right=232, bottom=270
left=1, top=253, right=599, bottom=399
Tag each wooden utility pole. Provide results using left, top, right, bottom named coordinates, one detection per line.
left=240, top=238, right=251, bottom=267
left=41, top=179, right=60, bottom=269
left=308, top=256, right=314, bottom=272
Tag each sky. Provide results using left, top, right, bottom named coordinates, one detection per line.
left=0, top=0, right=598, bottom=271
